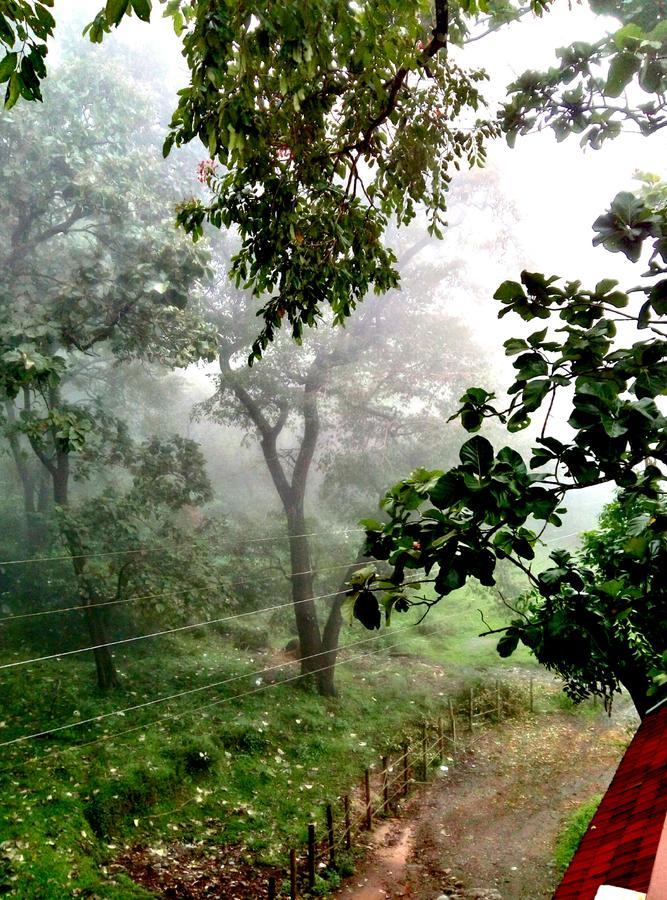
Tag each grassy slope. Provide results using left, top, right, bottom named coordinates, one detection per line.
left=0, top=583, right=537, bottom=897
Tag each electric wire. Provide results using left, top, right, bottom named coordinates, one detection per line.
left=1, top=623, right=451, bottom=776
left=0, top=528, right=364, bottom=568
left=0, top=618, right=445, bottom=749
left=0, top=589, right=352, bottom=671
left=0, top=561, right=360, bottom=624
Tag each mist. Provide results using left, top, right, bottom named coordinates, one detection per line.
left=0, top=2, right=663, bottom=897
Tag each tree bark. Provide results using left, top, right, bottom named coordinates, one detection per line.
left=224, top=351, right=346, bottom=692
left=4, top=399, right=44, bottom=551
left=37, top=394, right=119, bottom=692
left=317, top=555, right=369, bottom=697
left=616, top=662, right=653, bottom=719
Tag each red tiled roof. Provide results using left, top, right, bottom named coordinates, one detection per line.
left=555, top=700, right=667, bottom=899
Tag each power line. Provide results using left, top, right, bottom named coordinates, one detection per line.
left=1, top=622, right=451, bottom=775
left=0, top=561, right=360, bottom=624
left=0, top=617, right=450, bottom=749
left=0, top=528, right=364, bottom=568
left=542, top=531, right=582, bottom=545
left=0, top=589, right=352, bottom=672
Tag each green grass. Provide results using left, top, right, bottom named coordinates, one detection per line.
left=554, top=794, right=602, bottom=873
left=0, top=581, right=542, bottom=897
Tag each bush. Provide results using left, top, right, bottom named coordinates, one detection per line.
left=84, top=763, right=180, bottom=838
left=165, top=735, right=218, bottom=775
left=231, top=625, right=271, bottom=651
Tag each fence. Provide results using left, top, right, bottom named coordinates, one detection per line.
left=263, top=677, right=536, bottom=898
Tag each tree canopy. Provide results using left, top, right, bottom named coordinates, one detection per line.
left=355, top=174, right=667, bottom=716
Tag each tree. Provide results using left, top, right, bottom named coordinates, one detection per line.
left=353, top=176, right=667, bottom=717
left=0, top=46, right=216, bottom=688
left=198, top=224, right=486, bottom=694
left=4, top=3, right=666, bottom=359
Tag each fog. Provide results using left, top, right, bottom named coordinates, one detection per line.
left=1, top=2, right=652, bottom=648
left=0, top=3, right=660, bottom=890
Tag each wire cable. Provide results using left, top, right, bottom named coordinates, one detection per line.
left=0, top=561, right=360, bottom=624
left=0, top=618, right=441, bottom=749
left=0, top=589, right=352, bottom=671
left=1, top=623, right=451, bottom=775
left=0, top=528, right=364, bottom=568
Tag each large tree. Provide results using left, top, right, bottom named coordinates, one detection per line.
left=354, top=177, right=667, bottom=717
left=198, top=223, right=487, bottom=694
left=0, top=46, right=216, bottom=687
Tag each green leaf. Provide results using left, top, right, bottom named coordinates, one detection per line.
left=131, top=0, right=152, bottom=22
left=0, top=52, right=17, bottom=84
left=504, top=337, right=529, bottom=356
left=497, top=628, right=521, bottom=658
left=353, top=590, right=382, bottom=630
left=105, top=0, right=130, bottom=27
left=459, top=435, right=494, bottom=475
left=5, top=71, right=21, bottom=109
left=605, top=51, right=642, bottom=98
left=650, top=280, right=667, bottom=316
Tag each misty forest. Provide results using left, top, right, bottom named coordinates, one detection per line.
left=0, top=1, right=666, bottom=898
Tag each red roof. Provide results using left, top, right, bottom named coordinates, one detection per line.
left=555, top=700, right=667, bottom=899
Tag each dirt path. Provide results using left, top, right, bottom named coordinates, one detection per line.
left=335, top=710, right=632, bottom=900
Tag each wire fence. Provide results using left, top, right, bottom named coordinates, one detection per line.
left=265, top=677, right=538, bottom=898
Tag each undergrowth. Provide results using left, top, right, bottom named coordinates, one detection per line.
left=0, top=582, right=548, bottom=897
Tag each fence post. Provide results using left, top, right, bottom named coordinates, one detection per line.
left=421, top=721, right=428, bottom=781
left=364, top=767, right=372, bottom=830
left=343, top=795, right=351, bottom=850
left=449, top=698, right=457, bottom=752
left=326, top=803, right=335, bottom=869
left=402, top=742, right=409, bottom=796
left=307, top=823, right=316, bottom=889
left=290, top=848, right=297, bottom=900
left=496, top=679, right=502, bottom=722
left=438, top=715, right=444, bottom=758
left=529, top=676, right=534, bottom=713
left=468, top=686, right=474, bottom=732
left=268, top=876, right=276, bottom=900
left=382, top=756, right=389, bottom=811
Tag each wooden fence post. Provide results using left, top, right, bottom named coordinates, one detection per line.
left=449, top=698, right=457, bottom=751
left=402, top=742, right=409, bottom=796
left=307, top=823, right=316, bottom=889
left=438, top=715, right=444, bottom=757
left=343, top=795, right=351, bottom=850
left=468, top=686, right=474, bottom=731
left=290, top=848, right=297, bottom=900
left=364, top=768, right=372, bottom=830
left=382, top=756, right=389, bottom=811
left=421, top=721, right=428, bottom=781
left=326, top=803, right=335, bottom=869
left=496, top=679, right=502, bottom=722
left=268, top=876, right=276, bottom=900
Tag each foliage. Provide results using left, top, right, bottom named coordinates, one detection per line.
left=0, top=0, right=54, bottom=107
left=501, top=0, right=667, bottom=147
left=357, top=178, right=667, bottom=716
left=0, top=626, right=481, bottom=896
left=0, top=47, right=217, bottom=500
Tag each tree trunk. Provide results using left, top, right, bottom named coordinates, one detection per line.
left=617, top=663, right=653, bottom=719
left=287, top=508, right=324, bottom=683
left=83, top=602, right=119, bottom=692
left=4, top=399, right=45, bottom=551
left=51, top=443, right=119, bottom=692
left=225, top=351, right=341, bottom=693
left=317, top=556, right=369, bottom=697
